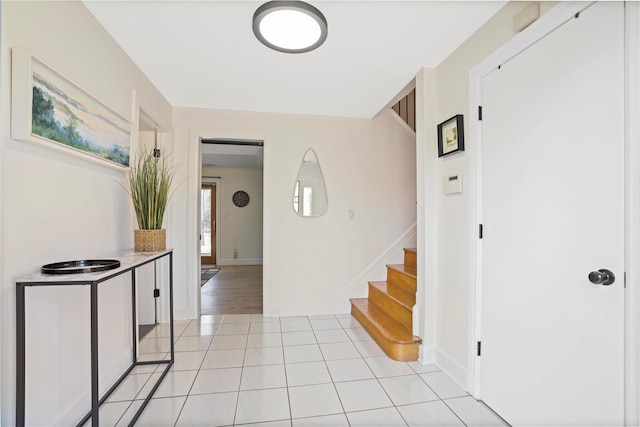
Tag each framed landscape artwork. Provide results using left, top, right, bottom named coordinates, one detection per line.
left=437, top=114, right=465, bottom=157
left=11, top=48, right=132, bottom=169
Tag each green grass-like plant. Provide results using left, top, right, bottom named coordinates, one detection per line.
left=128, top=146, right=176, bottom=230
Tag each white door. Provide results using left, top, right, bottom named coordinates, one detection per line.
left=480, top=2, right=624, bottom=425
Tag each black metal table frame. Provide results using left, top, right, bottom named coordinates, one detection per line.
left=15, top=250, right=174, bottom=427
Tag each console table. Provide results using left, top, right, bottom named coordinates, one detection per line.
left=15, top=249, right=175, bottom=427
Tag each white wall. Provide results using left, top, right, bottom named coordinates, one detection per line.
left=0, top=1, right=172, bottom=424
left=202, top=166, right=263, bottom=265
left=415, top=68, right=438, bottom=365
left=416, top=1, right=555, bottom=384
left=0, top=1, right=4, bottom=421
left=172, top=107, right=417, bottom=319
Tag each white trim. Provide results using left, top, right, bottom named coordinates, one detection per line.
left=435, top=348, right=467, bottom=389
left=194, top=138, right=202, bottom=318
left=418, top=343, right=436, bottom=366
left=467, top=4, right=638, bottom=424
left=415, top=68, right=438, bottom=373
left=131, top=90, right=140, bottom=154
left=133, top=95, right=173, bottom=324
left=55, top=351, right=130, bottom=426
left=0, top=2, right=4, bottom=419
left=388, top=110, right=416, bottom=137
left=468, top=2, right=594, bottom=81
left=624, top=1, right=640, bottom=424
left=187, top=127, right=269, bottom=319
left=138, top=107, right=169, bottom=134
left=466, top=52, right=482, bottom=397
left=174, top=307, right=192, bottom=320
left=267, top=303, right=347, bottom=318
left=218, top=258, right=263, bottom=266
left=333, top=223, right=417, bottom=312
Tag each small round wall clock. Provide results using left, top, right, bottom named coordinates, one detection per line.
left=232, top=190, right=250, bottom=207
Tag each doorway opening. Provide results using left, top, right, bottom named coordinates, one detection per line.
left=137, top=114, right=159, bottom=339
left=199, top=139, right=264, bottom=315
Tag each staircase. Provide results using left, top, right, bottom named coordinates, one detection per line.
left=391, top=89, right=416, bottom=131
left=350, top=248, right=421, bottom=361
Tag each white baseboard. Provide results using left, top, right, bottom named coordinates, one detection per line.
left=419, top=343, right=436, bottom=365
left=334, top=223, right=417, bottom=310
left=334, top=299, right=352, bottom=314
left=218, top=258, right=263, bottom=266
left=55, top=350, right=131, bottom=425
left=435, top=348, right=468, bottom=391
left=174, top=307, right=196, bottom=321
left=268, top=303, right=350, bottom=318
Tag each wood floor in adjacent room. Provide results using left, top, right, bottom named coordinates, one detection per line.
left=201, top=265, right=263, bottom=315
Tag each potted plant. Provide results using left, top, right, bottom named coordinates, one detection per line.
left=127, top=146, right=176, bottom=252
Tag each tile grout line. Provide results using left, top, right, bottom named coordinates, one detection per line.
left=230, top=322, right=249, bottom=426
left=280, top=317, right=294, bottom=424
left=317, top=315, right=353, bottom=426
left=170, top=318, right=195, bottom=427
left=440, top=396, right=472, bottom=427
left=127, top=313, right=491, bottom=426
left=172, top=319, right=217, bottom=425
left=337, top=313, right=409, bottom=425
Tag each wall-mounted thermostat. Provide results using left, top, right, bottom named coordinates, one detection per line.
left=444, top=174, right=463, bottom=194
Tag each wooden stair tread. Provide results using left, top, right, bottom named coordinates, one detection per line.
left=350, top=298, right=421, bottom=345
left=369, top=281, right=415, bottom=308
left=403, top=248, right=417, bottom=268
left=348, top=248, right=420, bottom=361
left=387, top=264, right=416, bottom=278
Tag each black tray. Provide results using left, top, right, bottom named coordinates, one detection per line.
left=41, top=259, right=121, bottom=275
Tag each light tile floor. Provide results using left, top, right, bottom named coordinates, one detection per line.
left=95, top=314, right=508, bottom=426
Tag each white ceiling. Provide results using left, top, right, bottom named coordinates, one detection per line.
left=84, top=1, right=505, bottom=119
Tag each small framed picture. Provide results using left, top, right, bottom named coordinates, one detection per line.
left=437, top=114, right=464, bottom=157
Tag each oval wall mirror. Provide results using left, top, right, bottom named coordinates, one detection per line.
left=293, top=149, right=328, bottom=217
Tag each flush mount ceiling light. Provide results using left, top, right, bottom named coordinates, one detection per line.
left=253, top=1, right=328, bottom=54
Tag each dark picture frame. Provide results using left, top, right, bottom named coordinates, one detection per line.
left=437, top=114, right=465, bottom=157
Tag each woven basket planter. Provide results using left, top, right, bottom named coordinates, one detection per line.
left=134, top=229, right=166, bottom=252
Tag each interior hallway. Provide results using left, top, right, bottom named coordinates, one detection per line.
left=201, top=265, right=263, bottom=315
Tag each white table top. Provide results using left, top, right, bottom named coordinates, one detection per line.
left=16, top=249, right=172, bottom=285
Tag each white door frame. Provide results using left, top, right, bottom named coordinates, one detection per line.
left=623, top=3, right=640, bottom=425
left=466, top=2, right=640, bottom=424
left=187, top=128, right=270, bottom=319
left=134, top=95, right=172, bottom=324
